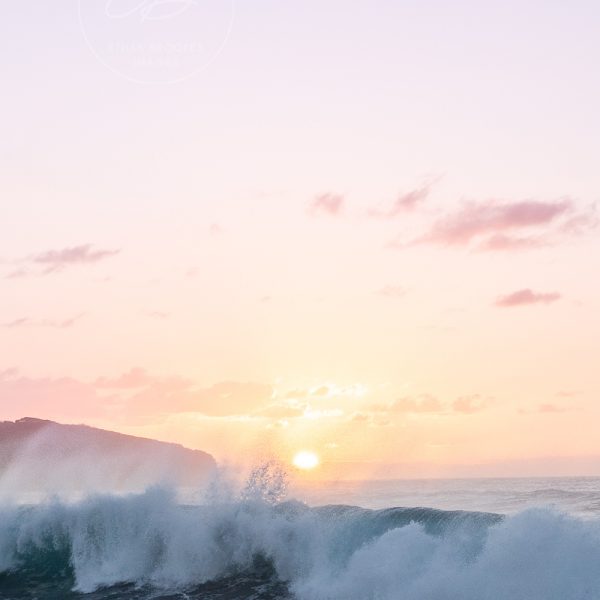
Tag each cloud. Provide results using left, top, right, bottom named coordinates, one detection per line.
left=365, top=393, right=490, bottom=420
left=4, top=269, right=28, bottom=280
left=408, top=198, right=596, bottom=251
left=556, top=390, right=581, bottom=398
left=308, top=193, right=344, bottom=216
left=254, top=403, right=307, bottom=419
left=94, top=368, right=163, bottom=389
left=518, top=402, right=579, bottom=415
left=0, top=367, right=274, bottom=423
left=311, top=385, right=329, bottom=397
left=371, top=394, right=444, bottom=415
left=391, top=395, right=444, bottom=413
left=349, top=411, right=391, bottom=427
left=518, top=403, right=579, bottom=415
left=351, top=412, right=370, bottom=422
left=32, top=245, right=120, bottom=274
left=0, top=368, right=19, bottom=380
left=538, top=403, right=570, bottom=414
left=102, top=378, right=273, bottom=419
left=0, top=370, right=105, bottom=421
left=190, top=382, right=274, bottom=417
left=2, top=314, right=84, bottom=329
left=369, top=183, right=432, bottom=218
left=495, top=289, right=561, bottom=308
left=376, top=285, right=406, bottom=298
left=477, top=234, right=549, bottom=252
left=453, top=395, right=487, bottom=414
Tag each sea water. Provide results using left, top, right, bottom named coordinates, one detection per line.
left=1, top=477, right=600, bottom=599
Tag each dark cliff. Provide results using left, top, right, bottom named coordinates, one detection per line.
left=0, top=417, right=217, bottom=493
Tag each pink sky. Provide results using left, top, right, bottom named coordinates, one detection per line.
left=1, top=0, right=600, bottom=476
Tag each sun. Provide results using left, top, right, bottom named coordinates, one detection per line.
left=292, top=451, right=320, bottom=470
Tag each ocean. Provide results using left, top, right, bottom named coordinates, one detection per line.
left=2, top=476, right=600, bottom=599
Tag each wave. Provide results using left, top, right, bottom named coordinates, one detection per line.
left=1, top=487, right=600, bottom=599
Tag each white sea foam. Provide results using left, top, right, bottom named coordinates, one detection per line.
left=1, top=483, right=600, bottom=599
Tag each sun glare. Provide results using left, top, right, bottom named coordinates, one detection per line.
left=292, top=451, right=320, bottom=470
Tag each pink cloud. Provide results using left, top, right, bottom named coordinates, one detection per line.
left=4, top=269, right=28, bottom=280
left=144, top=310, right=170, bottom=320
left=401, top=197, right=596, bottom=251
left=556, top=390, right=581, bottom=398
left=367, top=392, right=492, bottom=419
left=495, top=289, right=561, bottom=308
left=539, top=403, right=570, bottom=413
left=0, top=368, right=275, bottom=423
left=478, top=234, right=549, bottom=252
left=0, top=368, right=19, bottom=380
left=518, top=402, right=579, bottom=415
left=377, top=285, right=406, bottom=298
left=308, top=193, right=344, bottom=216
left=33, top=244, right=119, bottom=273
left=369, top=184, right=432, bottom=217
left=94, top=368, right=162, bottom=389
left=421, top=199, right=572, bottom=245
left=93, top=373, right=273, bottom=418
left=0, top=371, right=105, bottom=421
left=191, top=382, right=273, bottom=417
left=2, top=315, right=84, bottom=329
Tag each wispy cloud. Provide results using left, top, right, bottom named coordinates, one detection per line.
left=394, top=197, right=596, bottom=251
left=538, top=403, right=571, bottom=414
left=308, top=193, right=344, bottom=216
left=371, top=394, right=444, bottom=415
left=0, top=367, right=19, bottom=380
left=363, top=393, right=491, bottom=421
left=93, top=370, right=273, bottom=418
left=2, top=314, right=84, bottom=329
left=0, top=370, right=105, bottom=421
left=4, top=245, right=120, bottom=279
left=33, top=244, right=119, bottom=273
left=556, top=390, right=581, bottom=398
left=4, top=268, right=29, bottom=280
left=369, top=183, right=433, bottom=218
left=94, top=367, right=164, bottom=389
left=495, top=289, right=561, bottom=308
left=453, top=395, right=487, bottom=413
left=520, top=402, right=579, bottom=415
left=349, top=411, right=392, bottom=427
left=0, top=367, right=275, bottom=422
left=477, top=234, right=549, bottom=252
left=376, top=285, right=406, bottom=298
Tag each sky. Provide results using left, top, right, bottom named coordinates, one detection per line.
left=1, top=0, right=600, bottom=478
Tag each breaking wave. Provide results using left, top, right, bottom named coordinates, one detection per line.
left=1, top=485, right=600, bottom=599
